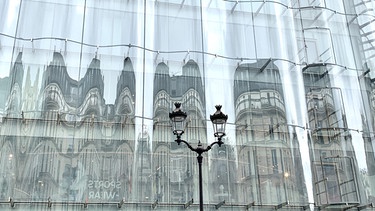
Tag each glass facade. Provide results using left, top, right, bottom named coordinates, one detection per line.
left=0, top=0, right=374, bottom=210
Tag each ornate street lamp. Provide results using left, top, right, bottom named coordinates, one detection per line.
left=210, top=105, right=228, bottom=143
left=169, top=102, right=228, bottom=211
left=169, top=102, right=187, bottom=140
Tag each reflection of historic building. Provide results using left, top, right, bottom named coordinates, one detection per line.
left=152, top=60, right=205, bottom=203
left=5, top=53, right=24, bottom=117
left=0, top=52, right=24, bottom=200
left=358, top=73, right=375, bottom=203
left=303, top=63, right=360, bottom=207
left=0, top=52, right=136, bottom=203
left=133, top=128, right=151, bottom=202
left=23, top=66, right=39, bottom=117
left=234, top=59, right=304, bottom=205
left=0, top=75, right=10, bottom=114
left=209, top=144, right=237, bottom=203
left=2, top=0, right=375, bottom=209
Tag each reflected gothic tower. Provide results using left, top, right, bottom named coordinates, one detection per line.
left=6, top=52, right=24, bottom=117
left=0, top=52, right=23, bottom=200
left=1, top=52, right=136, bottom=202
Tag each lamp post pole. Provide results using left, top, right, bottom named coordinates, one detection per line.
left=197, top=153, right=203, bottom=211
left=170, top=103, right=228, bottom=211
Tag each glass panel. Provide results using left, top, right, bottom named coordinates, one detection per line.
left=0, top=0, right=20, bottom=84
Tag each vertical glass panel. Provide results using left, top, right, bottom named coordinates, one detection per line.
left=15, top=0, right=84, bottom=80
left=299, top=4, right=356, bottom=68
left=75, top=1, right=142, bottom=204
left=232, top=59, right=304, bottom=205
left=0, top=35, right=14, bottom=116
left=150, top=0, right=205, bottom=206
left=0, top=0, right=20, bottom=35
left=209, top=144, right=237, bottom=204
left=152, top=56, right=206, bottom=204
left=202, top=1, right=255, bottom=60
left=303, top=64, right=364, bottom=208
left=16, top=0, right=84, bottom=39
left=358, top=74, right=375, bottom=204
left=252, top=2, right=303, bottom=62
left=147, top=0, right=203, bottom=75
left=346, top=4, right=375, bottom=202
left=0, top=0, right=20, bottom=90
left=346, top=0, right=375, bottom=73
left=302, top=28, right=336, bottom=64
left=1, top=0, right=86, bottom=204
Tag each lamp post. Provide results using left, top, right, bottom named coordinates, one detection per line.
left=169, top=102, right=228, bottom=211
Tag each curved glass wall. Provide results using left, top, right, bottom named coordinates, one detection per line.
left=0, top=0, right=374, bottom=210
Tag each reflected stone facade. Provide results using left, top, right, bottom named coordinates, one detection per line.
left=152, top=60, right=205, bottom=203
left=1, top=52, right=136, bottom=203
left=355, top=70, right=375, bottom=203
left=0, top=0, right=375, bottom=210
left=234, top=60, right=305, bottom=205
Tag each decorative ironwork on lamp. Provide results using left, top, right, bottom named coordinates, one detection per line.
left=210, top=105, right=228, bottom=144
left=169, top=102, right=228, bottom=211
left=169, top=102, right=187, bottom=143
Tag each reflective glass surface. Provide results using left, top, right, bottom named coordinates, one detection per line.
left=0, top=0, right=374, bottom=210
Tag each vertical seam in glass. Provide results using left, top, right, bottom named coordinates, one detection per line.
left=297, top=1, right=309, bottom=64
left=9, top=0, right=23, bottom=93
left=200, top=0, right=205, bottom=93
left=251, top=2, right=259, bottom=60
left=142, top=0, right=147, bottom=122
left=342, top=1, right=361, bottom=74
left=78, top=0, right=87, bottom=83
left=140, top=0, right=147, bottom=201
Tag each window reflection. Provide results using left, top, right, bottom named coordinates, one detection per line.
left=234, top=59, right=305, bottom=205
left=303, top=64, right=360, bottom=207
left=152, top=60, right=204, bottom=203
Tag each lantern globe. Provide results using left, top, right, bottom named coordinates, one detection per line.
left=169, top=102, right=187, bottom=136
left=210, top=105, right=228, bottom=139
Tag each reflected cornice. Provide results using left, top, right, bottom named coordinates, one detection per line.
left=233, top=59, right=288, bottom=145
left=153, top=60, right=205, bottom=102
left=153, top=60, right=206, bottom=118
left=41, top=52, right=105, bottom=111
left=153, top=60, right=207, bottom=144
left=233, top=59, right=286, bottom=121
left=234, top=59, right=283, bottom=101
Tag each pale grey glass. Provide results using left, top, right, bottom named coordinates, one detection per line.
left=1, top=0, right=85, bottom=205
left=0, top=0, right=375, bottom=210
left=148, top=0, right=205, bottom=207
